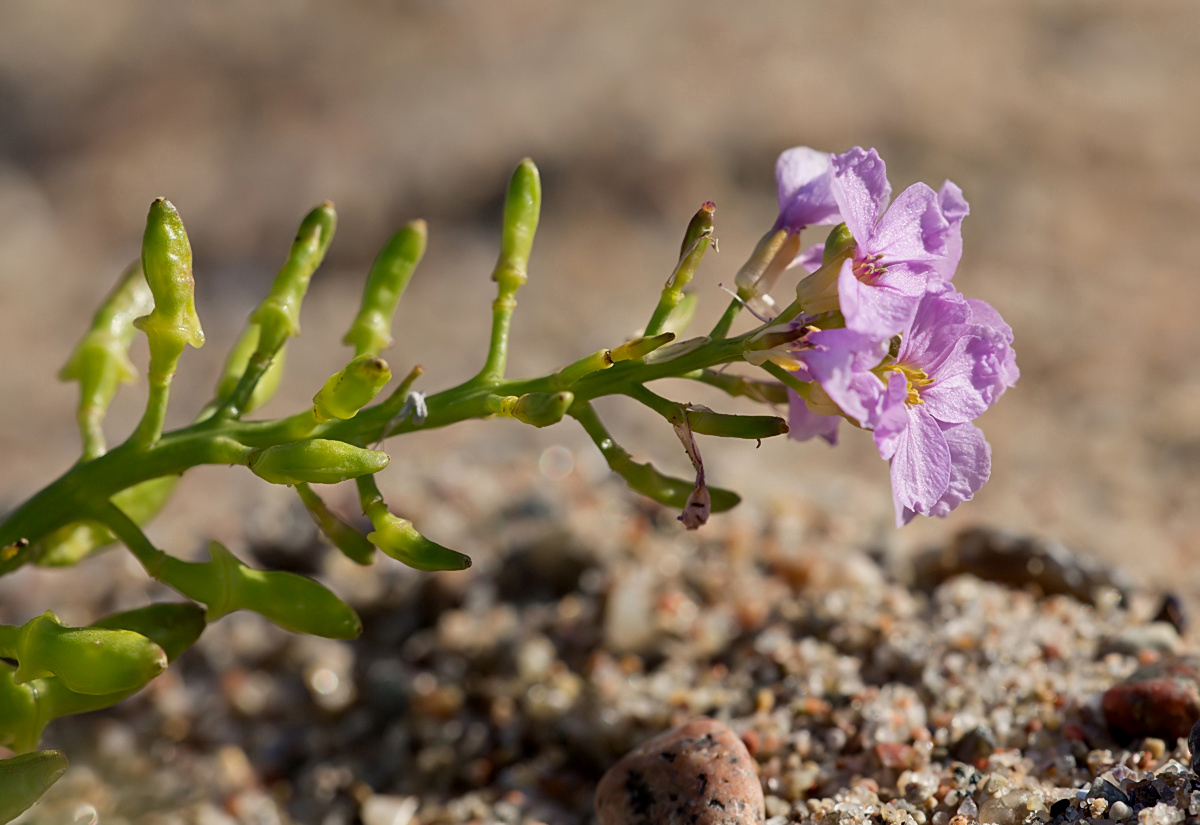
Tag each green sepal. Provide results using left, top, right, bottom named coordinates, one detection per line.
left=296, top=483, right=376, bottom=565
left=3, top=612, right=167, bottom=696
left=344, top=220, right=427, bottom=357
left=216, top=324, right=288, bottom=413
left=250, top=202, right=337, bottom=354
left=249, top=439, right=390, bottom=486
left=367, top=511, right=472, bottom=572
left=36, top=475, right=178, bottom=567
left=823, top=222, right=855, bottom=263
left=0, top=750, right=68, bottom=824
left=609, top=332, right=675, bottom=363
left=157, top=542, right=361, bottom=639
left=313, top=354, right=392, bottom=422
left=134, top=198, right=204, bottom=379
left=512, top=391, right=573, bottom=428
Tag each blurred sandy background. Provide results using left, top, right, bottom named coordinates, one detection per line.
left=1, top=2, right=1198, bottom=599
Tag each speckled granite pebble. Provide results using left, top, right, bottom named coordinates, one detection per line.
left=594, top=718, right=765, bottom=825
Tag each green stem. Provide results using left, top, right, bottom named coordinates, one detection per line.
left=130, top=373, right=172, bottom=449
left=710, top=297, right=743, bottom=340
left=759, top=360, right=811, bottom=396
left=478, top=290, right=517, bottom=385
left=1, top=320, right=779, bottom=571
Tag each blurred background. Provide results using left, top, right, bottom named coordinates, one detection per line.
left=1, top=0, right=1198, bottom=596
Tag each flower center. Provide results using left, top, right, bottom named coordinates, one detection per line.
left=853, top=252, right=887, bottom=285
left=879, top=363, right=933, bottom=405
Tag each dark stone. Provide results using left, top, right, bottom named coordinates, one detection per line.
left=950, top=726, right=997, bottom=764
left=1088, top=779, right=1129, bottom=807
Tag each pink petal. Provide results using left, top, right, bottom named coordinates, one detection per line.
left=787, top=388, right=840, bottom=445
left=775, top=147, right=841, bottom=230
left=927, top=421, right=991, bottom=518
left=920, top=336, right=992, bottom=424
left=887, top=405, right=952, bottom=527
left=932, top=181, right=969, bottom=280
left=839, top=260, right=921, bottom=338
left=868, top=182, right=948, bottom=265
left=830, top=147, right=891, bottom=244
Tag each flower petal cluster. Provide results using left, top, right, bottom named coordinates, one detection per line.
left=770, top=144, right=1017, bottom=526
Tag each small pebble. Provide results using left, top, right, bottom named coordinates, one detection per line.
left=1102, top=658, right=1200, bottom=741
left=594, top=718, right=765, bottom=825
left=360, top=795, right=419, bottom=825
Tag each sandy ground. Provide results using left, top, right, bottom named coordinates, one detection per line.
left=1, top=0, right=1199, bottom=678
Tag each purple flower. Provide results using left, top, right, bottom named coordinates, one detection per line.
left=774, top=147, right=842, bottom=232
left=872, top=285, right=1017, bottom=526
left=786, top=383, right=841, bottom=445
left=822, top=148, right=964, bottom=337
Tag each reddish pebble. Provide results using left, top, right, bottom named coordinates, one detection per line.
left=1102, top=657, right=1200, bottom=742
left=595, top=718, right=765, bottom=825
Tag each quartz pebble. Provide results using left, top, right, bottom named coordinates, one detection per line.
left=595, top=718, right=765, bottom=825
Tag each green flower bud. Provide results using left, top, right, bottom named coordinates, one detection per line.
left=296, top=483, right=375, bottom=565
left=90, top=602, right=206, bottom=663
left=249, top=439, right=390, bottom=486
left=59, top=260, right=153, bottom=458
left=609, top=332, right=676, bottom=363
left=251, top=202, right=337, bottom=354
left=512, top=391, right=573, bottom=428
left=493, top=159, right=541, bottom=290
left=644, top=203, right=716, bottom=337
left=0, top=750, right=67, bottom=822
left=312, top=354, right=392, bottom=422
left=682, top=407, right=788, bottom=440
left=158, top=542, right=361, bottom=639
left=367, top=511, right=471, bottom=572
left=344, top=220, right=427, bottom=357
left=3, top=612, right=166, bottom=696
left=679, top=201, right=716, bottom=260
left=215, top=324, right=288, bottom=414
left=134, top=198, right=204, bottom=380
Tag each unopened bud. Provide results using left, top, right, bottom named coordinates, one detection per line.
left=345, top=220, right=428, bottom=356
left=134, top=199, right=204, bottom=378
left=493, top=159, right=541, bottom=290
left=249, top=439, right=389, bottom=486
left=0, top=751, right=68, bottom=822
left=60, top=261, right=153, bottom=456
left=180, top=542, right=362, bottom=639
left=251, top=202, right=337, bottom=353
left=8, top=611, right=167, bottom=696
left=367, top=511, right=472, bottom=572
left=313, top=354, right=392, bottom=422
left=513, top=391, right=573, bottom=428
